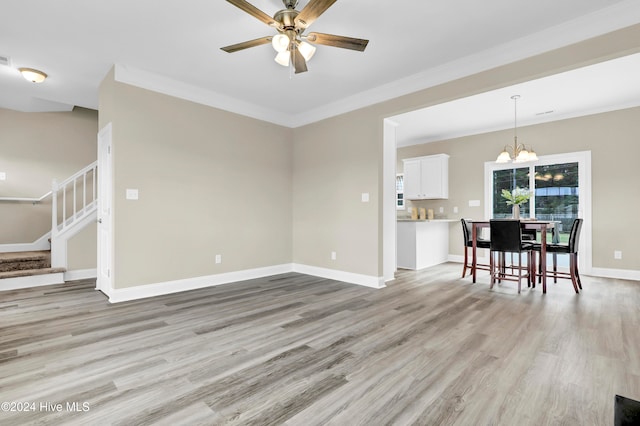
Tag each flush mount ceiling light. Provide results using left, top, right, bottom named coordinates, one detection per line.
left=221, top=0, right=368, bottom=74
left=496, top=95, right=539, bottom=163
left=18, top=67, right=47, bottom=83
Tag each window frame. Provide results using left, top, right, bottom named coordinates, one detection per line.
left=396, top=173, right=405, bottom=210
left=484, top=151, right=592, bottom=274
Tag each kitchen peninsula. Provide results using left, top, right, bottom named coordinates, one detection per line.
left=397, top=219, right=455, bottom=270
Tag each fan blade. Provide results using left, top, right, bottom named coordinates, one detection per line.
left=293, top=48, right=308, bottom=74
left=226, top=0, right=279, bottom=28
left=221, top=36, right=272, bottom=53
left=306, top=32, right=369, bottom=51
left=295, top=0, right=337, bottom=30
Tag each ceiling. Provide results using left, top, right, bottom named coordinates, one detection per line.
left=391, top=52, right=640, bottom=147
left=1, top=0, right=640, bottom=130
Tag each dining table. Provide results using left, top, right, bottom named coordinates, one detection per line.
left=470, top=219, right=557, bottom=293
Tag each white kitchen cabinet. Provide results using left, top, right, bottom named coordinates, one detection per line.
left=402, top=154, right=449, bottom=199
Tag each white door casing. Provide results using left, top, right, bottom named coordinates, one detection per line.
left=383, top=119, right=398, bottom=282
left=97, top=123, right=114, bottom=294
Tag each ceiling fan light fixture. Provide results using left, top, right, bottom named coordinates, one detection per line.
left=222, top=0, right=369, bottom=74
left=18, top=67, right=47, bottom=83
left=297, top=41, right=316, bottom=61
left=271, top=33, right=290, bottom=53
left=274, top=50, right=290, bottom=66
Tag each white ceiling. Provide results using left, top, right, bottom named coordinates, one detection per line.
left=1, top=0, right=640, bottom=130
left=391, top=52, right=640, bottom=147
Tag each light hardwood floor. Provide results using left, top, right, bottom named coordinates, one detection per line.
left=1, top=263, right=639, bottom=425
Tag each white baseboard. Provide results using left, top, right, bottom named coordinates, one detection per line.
left=589, top=267, right=640, bottom=282
left=64, top=268, right=97, bottom=282
left=0, top=232, right=51, bottom=253
left=292, top=263, right=385, bottom=289
left=0, top=272, right=65, bottom=292
left=103, top=263, right=385, bottom=303
left=105, top=264, right=295, bottom=303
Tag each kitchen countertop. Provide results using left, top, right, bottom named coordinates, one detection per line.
left=397, top=219, right=458, bottom=223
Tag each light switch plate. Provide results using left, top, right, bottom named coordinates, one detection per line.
left=126, top=189, right=139, bottom=200
left=361, top=192, right=369, bottom=202
left=0, top=172, right=5, bottom=181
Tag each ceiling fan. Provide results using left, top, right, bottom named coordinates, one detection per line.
left=221, top=0, right=369, bottom=74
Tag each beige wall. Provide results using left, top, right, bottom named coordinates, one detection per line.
left=292, top=109, right=380, bottom=276
left=397, top=107, right=640, bottom=270
left=0, top=107, right=98, bottom=245
left=91, top=24, right=640, bottom=290
left=292, top=24, right=640, bottom=277
left=6, top=26, right=639, bottom=286
left=67, top=224, right=98, bottom=270
left=99, top=74, right=293, bottom=288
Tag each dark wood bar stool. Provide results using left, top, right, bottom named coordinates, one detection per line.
left=461, top=218, right=490, bottom=278
left=532, top=218, right=583, bottom=293
left=489, top=219, right=534, bottom=293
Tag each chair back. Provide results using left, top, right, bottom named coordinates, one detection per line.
left=461, top=218, right=472, bottom=245
left=567, top=218, right=583, bottom=253
left=490, top=219, right=523, bottom=252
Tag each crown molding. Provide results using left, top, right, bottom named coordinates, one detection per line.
left=288, top=0, right=640, bottom=127
left=114, top=0, right=640, bottom=129
left=113, top=65, right=293, bottom=127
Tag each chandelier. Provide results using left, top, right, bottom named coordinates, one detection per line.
left=496, top=95, right=538, bottom=163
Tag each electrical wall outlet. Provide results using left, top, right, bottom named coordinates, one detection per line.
left=0, top=172, right=6, bottom=181
left=215, top=254, right=222, bottom=264
left=614, top=250, right=622, bottom=260
left=453, top=206, right=458, bottom=213
left=439, top=207, right=444, bottom=213
left=331, top=251, right=337, bottom=260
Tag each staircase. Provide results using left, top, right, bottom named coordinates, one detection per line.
left=0, top=250, right=66, bottom=289
left=0, top=161, right=97, bottom=291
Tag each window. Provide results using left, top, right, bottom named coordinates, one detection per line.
left=396, top=173, right=405, bottom=210
left=484, top=151, right=591, bottom=271
left=533, top=162, right=579, bottom=237
left=492, top=167, right=530, bottom=218
left=489, top=162, right=579, bottom=238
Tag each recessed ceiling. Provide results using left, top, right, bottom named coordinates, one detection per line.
left=0, top=0, right=639, bottom=127
left=391, top=52, right=640, bottom=147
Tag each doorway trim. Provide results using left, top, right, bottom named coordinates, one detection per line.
left=383, top=119, right=399, bottom=282
left=97, top=122, right=114, bottom=295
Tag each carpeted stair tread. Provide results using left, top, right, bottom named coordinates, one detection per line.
left=0, top=267, right=66, bottom=279
left=0, top=250, right=50, bottom=263
left=0, top=250, right=54, bottom=276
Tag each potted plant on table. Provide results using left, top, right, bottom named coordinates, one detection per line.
left=501, top=187, right=532, bottom=219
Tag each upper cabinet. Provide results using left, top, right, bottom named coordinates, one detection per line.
left=402, top=154, right=449, bottom=200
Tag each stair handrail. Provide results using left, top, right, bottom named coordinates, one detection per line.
left=51, top=161, right=98, bottom=237
left=0, top=191, right=52, bottom=203
left=56, top=162, right=99, bottom=189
